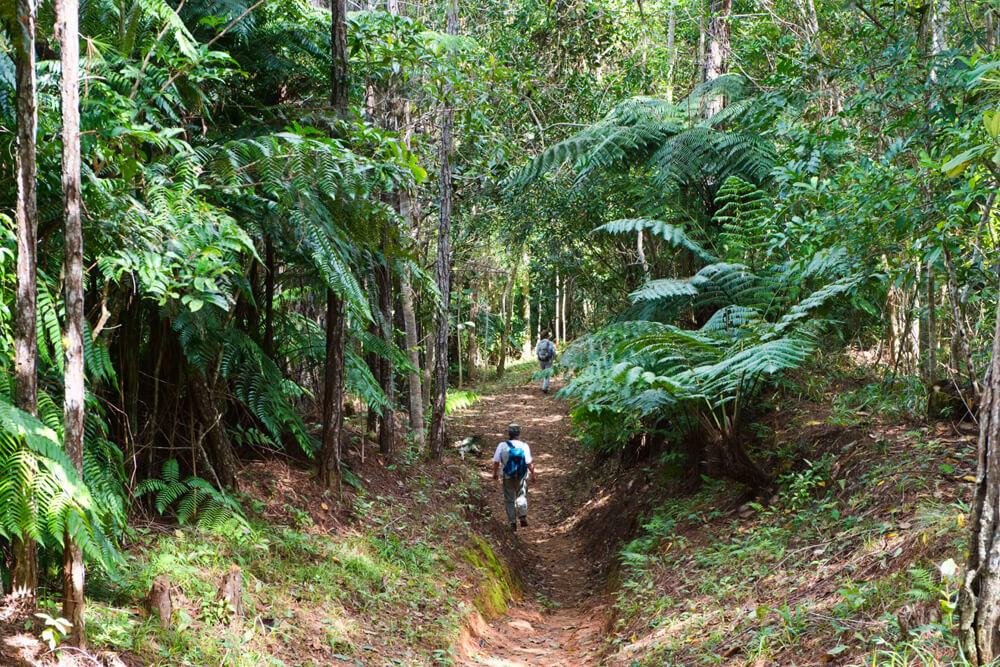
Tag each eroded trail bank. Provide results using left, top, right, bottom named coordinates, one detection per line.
left=450, top=377, right=610, bottom=666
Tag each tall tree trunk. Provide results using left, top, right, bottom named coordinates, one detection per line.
left=422, top=330, right=433, bottom=417
left=320, top=296, right=345, bottom=488
left=554, top=272, right=561, bottom=343
left=399, top=191, right=424, bottom=447
left=702, top=0, right=732, bottom=116
left=429, top=0, right=459, bottom=459
left=263, top=235, right=275, bottom=359
left=959, top=296, right=1000, bottom=663
left=320, top=0, right=349, bottom=488
left=467, top=289, right=480, bottom=381
left=56, top=0, right=86, bottom=644
left=497, top=247, right=524, bottom=378
left=929, top=0, right=949, bottom=83
left=666, top=7, right=677, bottom=103
left=11, top=0, right=39, bottom=601
left=394, top=76, right=424, bottom=447
left=376, top=255, right=395, bottom=458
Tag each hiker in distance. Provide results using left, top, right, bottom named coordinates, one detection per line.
left=536, top=330, right=556, bottom=393
left=492, top=424, right=536, bottom=532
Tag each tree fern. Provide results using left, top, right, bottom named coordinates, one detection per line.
left=137, top=459, right=250, bottom=535
left=595, top=218, right=716, bottom=263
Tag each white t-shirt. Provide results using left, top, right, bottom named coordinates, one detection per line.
left=493, top=440, right=533, bottom=473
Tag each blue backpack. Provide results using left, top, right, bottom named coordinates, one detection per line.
left=502, top=441, right=528, bottom=480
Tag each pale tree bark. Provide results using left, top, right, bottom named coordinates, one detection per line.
left=429, top=0, right=459, bottom=459
left=702, top=0, right=732, bottom=116
left=497, top=246, right=524, bottom=378
left=929, top=0, right=950, bottom=83
left=960, top=296, right=1000, bottom=664
left=320, top=0, right=349, bottom=489
left=554, top=272, right=561, bottom=343
left=665, top=7, right=677, bottom=104
left=399, top=186, right=425, bottom=447
left=11, top=0, right=40, bottom=601
left=638, top=229, right=650, bottom=282
left=987, top=7, right=997, bottom=53
left=391, top=16, right=424, bottom=447
left=56, top=0, right=86, bottom=645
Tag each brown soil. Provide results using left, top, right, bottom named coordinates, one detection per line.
left=450, top=377, right=611, bottom=666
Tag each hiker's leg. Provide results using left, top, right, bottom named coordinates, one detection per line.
left=514, top=479, right=528, bottom=518
left=540, top=359, right=551, bottom=391
left=502, top=478, right=517, bottom=524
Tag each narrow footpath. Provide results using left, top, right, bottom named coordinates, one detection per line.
left=451, top=376, right=608, bottom=666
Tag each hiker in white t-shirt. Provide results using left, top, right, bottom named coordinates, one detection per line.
left=535, top=331, right=556, bottom=393
left=492, top=423, right=536, bottom=532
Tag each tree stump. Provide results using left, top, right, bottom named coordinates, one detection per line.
left=143, top=575, right=173, bottom=629
left=216, top=565, right=243, bottom=622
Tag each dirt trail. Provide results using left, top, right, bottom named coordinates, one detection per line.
left=451, top=377, right=608, bottom=666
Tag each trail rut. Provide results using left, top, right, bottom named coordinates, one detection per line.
left=452, top=377, right=609, bottom=666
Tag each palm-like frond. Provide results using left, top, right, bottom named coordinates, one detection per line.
left=595, top=218, right=716, bottom=262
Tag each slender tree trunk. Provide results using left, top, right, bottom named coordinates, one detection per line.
left=929, top=0, right=950, bottom=83
left=320, top=0, right=349, bottom=487
left=703, top=0, right=732, bottom=116
left=562, top=275, right=569, bottom=340
left=11, top=0, right=40, bottom=601
left=467, top=290, right=480, bottom=381
left=456, top=291, right=463, bottom=388
left=422, top=331, right=433, bottom=417
left=429, top=0, right=459, bottom=459
left=320, top=296, right=345, bottom=488
left=666, top=7, right=677, bottom=103
left=376, top=255, right=395, bottom=458
left=56, top=0, right=85, bottom=644
left=395, top=92, right=424, bottom=447
left=554, top=272, right=561, bottom=343
left=960, top=295, right=1000, bottom=663
left=987, top=8, right=997, bottom=53
left=263, top=236, right=275, bottom=359
left=399, top=200, right=424, bottom=446
left=497, top=247, right=524, bottom=378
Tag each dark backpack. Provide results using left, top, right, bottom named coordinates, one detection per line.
left=538, top=341, right=554, bottom=362
left=502, top=441, right=528, bottom=480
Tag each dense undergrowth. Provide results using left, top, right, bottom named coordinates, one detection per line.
left=11, top=445, right=510, bottom=667
left=598, top=356, right=975, bottom=665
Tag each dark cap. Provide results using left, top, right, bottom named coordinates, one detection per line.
left=507, top=423, right=520, bottom=437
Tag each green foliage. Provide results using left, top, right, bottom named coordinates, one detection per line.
left=137, top=460, right=251, bottom=538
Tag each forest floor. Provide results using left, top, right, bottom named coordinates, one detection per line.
left=0, top=358, right=978, bottom=666
left=449, top=374, right=610, bottom=666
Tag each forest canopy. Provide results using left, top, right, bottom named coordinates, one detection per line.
left=3, top=0, right=1000, bottom=664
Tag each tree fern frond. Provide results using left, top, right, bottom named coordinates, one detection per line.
left=595, top=218, right=716, bottom=262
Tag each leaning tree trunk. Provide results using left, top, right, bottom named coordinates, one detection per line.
left=428, top=0, right=459, bottom=459
left=56, top=0, right=86, bottom=644
left=319, top=0, right=350, bottom=488
left=960, top=298, right=1000, bottom=664
left=10, top=0, right=40, bottom=601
